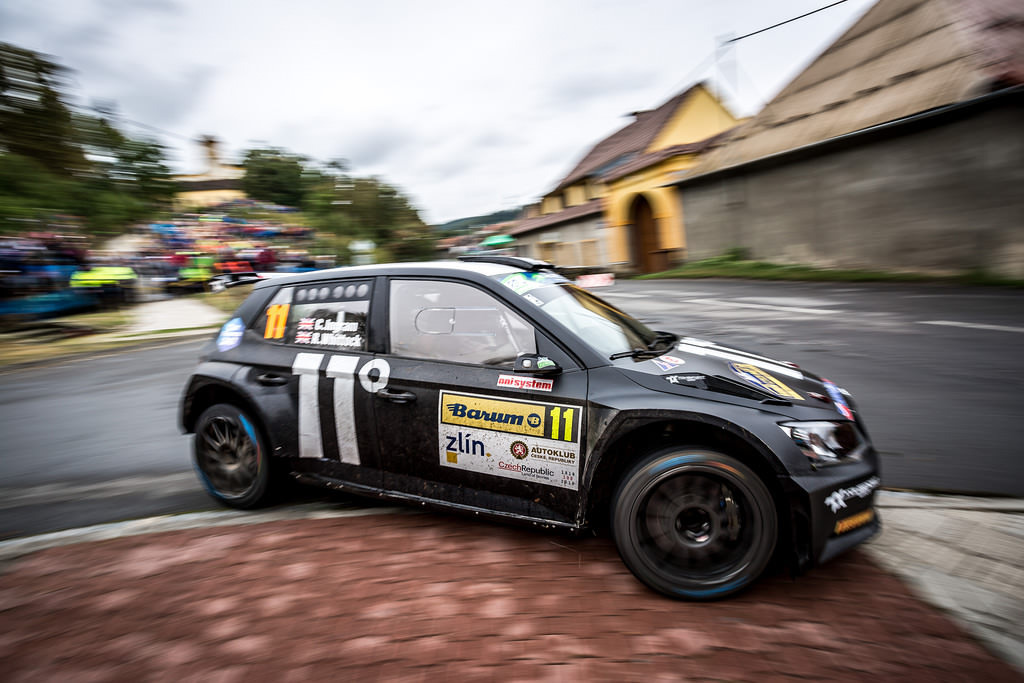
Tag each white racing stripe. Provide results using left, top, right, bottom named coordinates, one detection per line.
left=918, top=320, right=1024, bottom=334
left=326, top=355, right=361, bottom=465
left=292, top=353, right=325, bottom=458
left=686, top=298, right=842, bottom=316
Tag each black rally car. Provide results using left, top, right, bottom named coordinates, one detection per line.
left=180, top=256, right=880, bottom=599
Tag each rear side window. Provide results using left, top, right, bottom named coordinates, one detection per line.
left=388, top=279, right=535, bottom=366
left=258, top=280, right=371, bottom=351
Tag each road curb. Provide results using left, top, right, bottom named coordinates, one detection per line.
left=5, top=490, right=1020, bottom=560
left=0, top=327, right=219, bottom=374
left=876, top=490, right=1024, bottom=512
left=0, top=503, right=412, bottom=566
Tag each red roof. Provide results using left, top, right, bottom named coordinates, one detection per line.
left=508, top=199, right=604, bottom=236
left=552, top=84, right=705, bottom=192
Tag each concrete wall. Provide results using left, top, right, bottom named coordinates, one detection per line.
left=516, top=216, right=607, bottom=267
left=677, top=102, right=1024, bottom=278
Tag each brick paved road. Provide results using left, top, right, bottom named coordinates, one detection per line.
left=1, top=513, right=1019, bottom=681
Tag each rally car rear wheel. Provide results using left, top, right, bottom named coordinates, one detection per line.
left=612, top=448, right=777, bottom=600
left=193, top=403, right=271, bottom=508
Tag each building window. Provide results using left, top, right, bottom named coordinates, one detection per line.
left=580, top=239, right=599, bottom=266
left=537, top=241, right=558, bottom=263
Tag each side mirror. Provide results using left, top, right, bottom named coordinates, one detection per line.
left=514, top=353, right=561, bottom=375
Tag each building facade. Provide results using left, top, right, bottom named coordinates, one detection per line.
left=672, top=0, right=1024, bottom=278
left=174, top=136, right=246, bottom=209
left=511, top=83, right=739, bottom=273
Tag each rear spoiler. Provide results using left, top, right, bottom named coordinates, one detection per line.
left=209, top=271, right=264, bottom=292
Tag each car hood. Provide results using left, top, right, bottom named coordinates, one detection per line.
left=616, top=335, right=857, bottom=421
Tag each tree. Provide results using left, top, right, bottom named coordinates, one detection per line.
left=74, top=110, right=175, bottom=206
left=241, top=147, right=308, bottom=207
left=0, top=42, right=86, bottom=176
left=304, top=170, right=433, bottom=262
left=0, top=43, right=175, bottom=235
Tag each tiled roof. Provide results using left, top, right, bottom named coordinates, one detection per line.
left=508, top=199, right=604, bottom=236
left=681, top=0, right=1024, bottom=180
left=552, top=84, right=704, bottom=192
left=600, top=130, right=734, bottom=184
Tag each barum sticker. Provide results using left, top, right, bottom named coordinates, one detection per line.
left=438, top=391, right=581, bottom=490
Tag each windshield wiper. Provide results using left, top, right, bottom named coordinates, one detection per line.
left=609, top=347, right=659, bottom=360
left=609, top=331, right=679, bottom=360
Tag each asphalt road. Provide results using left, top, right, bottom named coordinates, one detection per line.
left=1, top=279, right=1021, bottom=539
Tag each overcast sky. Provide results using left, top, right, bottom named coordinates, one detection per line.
left=2, top=0, right=875, bottom=225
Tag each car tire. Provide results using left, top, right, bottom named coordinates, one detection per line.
left=611, top=448, right=777, bottom=600
left=193, top=403, right=272, bottom=509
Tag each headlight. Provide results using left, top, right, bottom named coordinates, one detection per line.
left=779, top=421, right=868, bottom=467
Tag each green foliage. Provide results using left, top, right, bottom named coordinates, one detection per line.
left=638, top=250, right=1024, bottom=287
left=300, top=161, right=432, bottom=262
left=0, top=42, right=86, bottom=176
left=434, top=208, right=521, bottom=234
left=241, top=148, right=307, bottom=207
left=0, top=42, right=174, bottom=235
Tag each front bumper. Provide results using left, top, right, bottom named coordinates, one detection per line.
left=786, top=461, right=881, bottom=568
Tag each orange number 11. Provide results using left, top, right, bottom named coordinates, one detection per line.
left=264, top=304, right=290, bottom=339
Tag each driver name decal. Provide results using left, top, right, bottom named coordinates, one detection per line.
left=439, top=391, right=581, bottom=490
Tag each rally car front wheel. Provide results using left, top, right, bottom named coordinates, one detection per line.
left=193, top=403, right=272, bottom=509
left=612, top=448, right=777, bottom=600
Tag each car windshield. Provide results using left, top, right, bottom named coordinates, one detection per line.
left=491, top=271, right=658, bottom=357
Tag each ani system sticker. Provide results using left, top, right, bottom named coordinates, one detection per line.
left=438, top=391, right=581, bottom=490
left=497, top=375, right=554, bottom=392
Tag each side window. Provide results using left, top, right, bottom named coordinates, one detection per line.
left=389, top=279, right=536, bottom=366
left=257, top=280, right=371, bottom=351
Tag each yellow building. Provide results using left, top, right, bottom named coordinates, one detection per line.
left=174, top=136, right=246, bottom=209
left=510, top=82, right=739, bottom=273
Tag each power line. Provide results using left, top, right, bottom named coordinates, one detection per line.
left=724, top=0, right=849, bottom=44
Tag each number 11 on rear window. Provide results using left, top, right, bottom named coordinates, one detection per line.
left=264, top=303, right=289, bottom=339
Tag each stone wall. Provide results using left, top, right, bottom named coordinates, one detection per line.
left=677, top=101, right=1024, bottom=278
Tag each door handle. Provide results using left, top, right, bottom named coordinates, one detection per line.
left=376, top=388, right=417, bottom=404
left=256, top=372, right=289, bottom=386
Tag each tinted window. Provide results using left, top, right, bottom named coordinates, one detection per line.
left=389, top=279, right=535, bottom=366
left=257, top=280, right=371, bottom=351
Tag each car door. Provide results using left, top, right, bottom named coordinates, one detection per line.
left=234, top=278, right=383, bottom=488
left=373, top=277, right=588, bottom=525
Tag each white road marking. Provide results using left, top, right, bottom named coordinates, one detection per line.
left=918, top=320, right=1024, bottom=334
left=602, top=292, right=647, bottom=299
left=0, top=473, right=199, bottom=510
left=686, top=298, right=842, bottom=316
left=738, top=296, right=838, bottom=308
